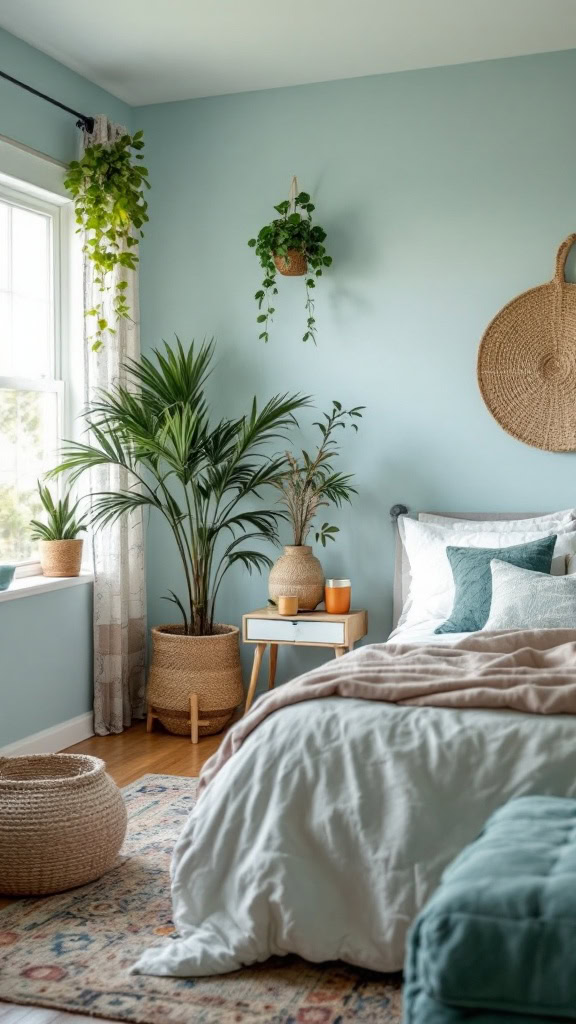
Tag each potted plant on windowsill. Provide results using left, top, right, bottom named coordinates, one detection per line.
left=30, top=483, right=88, bottom=577
left=269, top=401, right=364, bottom=610
left=51, top=338, right=309, bottom=736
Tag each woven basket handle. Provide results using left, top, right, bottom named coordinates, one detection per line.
left=554, top=234, right=576, bottom=283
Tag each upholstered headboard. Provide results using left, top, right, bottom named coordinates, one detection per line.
left=390, top=505, right=544, bottom=629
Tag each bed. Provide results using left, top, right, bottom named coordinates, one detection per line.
left=133, top=507, right=576, bottom=979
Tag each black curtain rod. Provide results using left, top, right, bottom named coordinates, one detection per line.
left=0, top=69, right=94, bottom=134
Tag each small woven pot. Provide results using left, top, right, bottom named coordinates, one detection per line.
left=147, top=624, right=244, bottom=736
left=268, top=545, right=325, bottom=611
left=274, top=249, right=307, bottom=276
left=0, top=754, right=126, bottom=896
left=40, top=539, right=83, bottom=577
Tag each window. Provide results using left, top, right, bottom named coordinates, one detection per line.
left=0, top=182, right=64, bottom=572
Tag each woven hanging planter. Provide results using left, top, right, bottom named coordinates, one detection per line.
left=478, top=234, right=576, bottom=452
left=274, top=249, right=308, bottom=276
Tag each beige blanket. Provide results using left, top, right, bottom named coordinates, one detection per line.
left=200, top=629, right=576, bottom=792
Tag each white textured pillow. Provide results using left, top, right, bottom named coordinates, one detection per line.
left=397, top=517, right=576, bottom=631
left=484, top=559, right=576, bottom=630
left=419, top=510, right=576, bottom=531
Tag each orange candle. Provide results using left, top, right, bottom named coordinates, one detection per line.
left=278, top=595, right=299, bottom=616
left=325, top=579, right=351, bottom=614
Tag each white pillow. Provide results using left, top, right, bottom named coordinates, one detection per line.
left=484, top=559, right=576, bottom=631
left=419, top=509, right=576, bottom=531
left=397, top=517, right=576, bottom=631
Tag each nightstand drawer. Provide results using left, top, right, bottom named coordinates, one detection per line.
left=245, top=618, right=345, bottom=645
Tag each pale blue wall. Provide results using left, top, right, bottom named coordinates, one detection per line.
left=0, top=27, right=131, bottom=161
left=0, top=586, right=93, bottom=747
left=136, top=49, right=576, bottom=685
left=0, top=28, right=132, bottom=744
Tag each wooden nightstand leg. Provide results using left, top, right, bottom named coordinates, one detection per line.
left=146, top=706, right=155, bottom=732
left=335, top=646, right=347, bottom=658
left=245, top=643, right=266, bottom=714
left=268, top=643, right=278, bottom=689
left=190, top=693, right=199, bottom=745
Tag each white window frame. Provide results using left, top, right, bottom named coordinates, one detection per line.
left=0, top=155, right=75, bottom=578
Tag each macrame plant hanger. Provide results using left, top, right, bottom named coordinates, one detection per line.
left=289, top=175, right=299, bottom=213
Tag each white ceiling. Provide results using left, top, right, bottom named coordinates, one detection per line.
left=2, top=0, right=576, bottom=107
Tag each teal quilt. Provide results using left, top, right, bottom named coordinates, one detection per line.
left=404, top=796, right=576, bottom=1022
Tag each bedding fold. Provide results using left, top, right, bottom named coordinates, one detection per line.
left=200, top=629, right=576, bottom=793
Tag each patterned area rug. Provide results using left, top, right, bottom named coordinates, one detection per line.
left=0, top=773, right=403, bottom=1023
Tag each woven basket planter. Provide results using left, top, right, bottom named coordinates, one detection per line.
left=268, top=545, right=325, bottom=611
left=147, top=624, right=244, bottom=736
left=274, top=249, right=307, bottom=276
left=0, top=754, right=126, bottom=896
left=40, top=539, right=83, bottom=577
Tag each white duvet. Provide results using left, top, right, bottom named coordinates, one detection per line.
left=134, top=693, right=576, bottom=977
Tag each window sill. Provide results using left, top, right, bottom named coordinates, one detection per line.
left=0, top=572, right=94, bottom=603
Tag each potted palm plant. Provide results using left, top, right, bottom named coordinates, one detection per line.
left=269, top=401, right=363, bottom=610
left=51, top=338, right=309, bottom=735
left=30, top=483, right=88, bottom=577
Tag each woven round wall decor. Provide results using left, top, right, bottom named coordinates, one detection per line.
left=478, top=234, right=576, bottom=451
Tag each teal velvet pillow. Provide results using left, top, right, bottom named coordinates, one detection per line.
left=435, top=534, right=557, bottom=634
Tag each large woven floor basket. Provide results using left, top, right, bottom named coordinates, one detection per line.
left=147, top=623, right=244, bottom=736
left=0, top=754, right=127, bottom=896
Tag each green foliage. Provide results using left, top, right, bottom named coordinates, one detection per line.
left=50, top=338, right=310, bottom=636
left=0, top=486, right=41, bottom=561
left=65, top=130, right=150, bottom=351
left=30, top=482, right=88, bottom=542
left=0, top=391, right=46, bottom=561
left=275, top=400, right=364, bottom=546
left=248, top=190, right=332, bottom=344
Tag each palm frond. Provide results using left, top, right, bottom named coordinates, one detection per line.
left=161, top=590, right=189, bottom=635
left=238, top=393, right=312, bottom=452
left=225, top=549, right=274, bottom=574
left=43, top=338, right=311, bottom=635
left=88, top=491, right=158, bottom=530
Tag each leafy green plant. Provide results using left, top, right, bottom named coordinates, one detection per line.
left=274, top=401, right=364, bottom=546
left=65, top=130, right=150, bottom=351
left=50, top=338, right=310, bottom=636
left=248, top=189, right=332, bottom=344
left=30, top=483, right=88, bottom=541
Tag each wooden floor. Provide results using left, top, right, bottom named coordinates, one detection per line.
left=0, top=720, right=226, bottom=1024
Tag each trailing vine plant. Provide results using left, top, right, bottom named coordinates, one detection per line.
left=65, top=130, right=150, bottom=351
left=248, top=188, right=331, bottom=344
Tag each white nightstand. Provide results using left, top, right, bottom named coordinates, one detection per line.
left=242, top=607, right=368, bottom=714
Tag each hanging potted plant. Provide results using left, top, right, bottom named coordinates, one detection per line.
left=248, top=179, right=332, bottom=344
left=30, top=483, right=88, bottom=577
left=64, top=130, right=150, bottom=351
left=269, top=401, right=364, bottom=610
left=51, top=339, right=309, bottom=736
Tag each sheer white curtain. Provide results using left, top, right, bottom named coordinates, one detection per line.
left=83, top=116, right=147, bottom=734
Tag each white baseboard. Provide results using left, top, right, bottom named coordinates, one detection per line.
left=0, top=712, right=94, bottom=756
